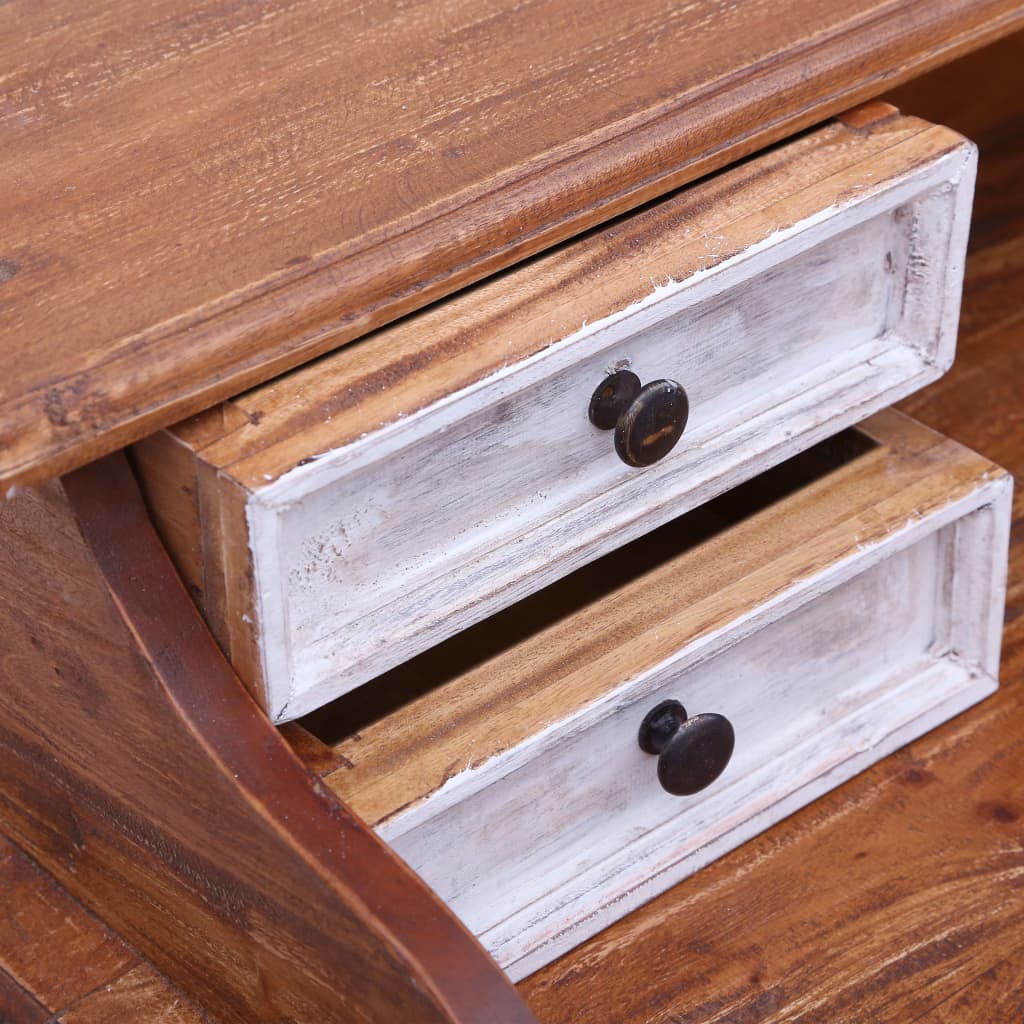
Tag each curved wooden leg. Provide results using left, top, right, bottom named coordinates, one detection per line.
left=0, top=453, right=536, bottom=1024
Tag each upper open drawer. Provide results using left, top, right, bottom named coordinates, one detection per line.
left=131, top=108, right=977, bottom=721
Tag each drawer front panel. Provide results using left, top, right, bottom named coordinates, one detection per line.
left=391, top=523, right=976, bottom=979
left=135, top=116, right=977, bottom=721
left=389, top=533, right=944, bottom=934
left=397, top=459, right=1008, bottom=979
left=276, top=208, right=911, bottom=688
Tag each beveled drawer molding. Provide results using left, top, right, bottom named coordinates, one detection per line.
left=132, top=114, right=976, bottom=721
left=310, top=410, right=1012, bottom=980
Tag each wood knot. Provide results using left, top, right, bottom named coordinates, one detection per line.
left=976, top=800, right=1020, bottom=825
left=0, top=258, right=19, bottom=284
left=900, top=766, right=938, bottom=786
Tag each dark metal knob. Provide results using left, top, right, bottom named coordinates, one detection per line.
left=589, top=373, right=689, bottom=467
left=588, top=369, right=642, bottom=429
left=638, top=699, right=734, bottom=796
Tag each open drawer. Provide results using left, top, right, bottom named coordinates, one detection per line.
left=132, top=110, right=977, bottom=721
left=291, top=410, right=1011, bottom=980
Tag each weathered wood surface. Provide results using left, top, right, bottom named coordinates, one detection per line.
left=0, top=970, right=48, bottom=1024
left=0, top=834, right=207, bottom=1023
left=912, top=948, right=1024, bottom=1023
left=2, top=0, right=1023, bottom=490
left=133, top=111, right=978, bottom=721
left=1, top=25, right=1021, bottom=1024
left=0, top=456, right=536, bottom=1023
left=518, top=31, right=1024, bottom=1021
left=56, top=966, right=211, bottom=1024
left=0, top=834, right=135, bottom=1012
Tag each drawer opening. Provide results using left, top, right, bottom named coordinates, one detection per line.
left=296, top=428, right=878, bottom=747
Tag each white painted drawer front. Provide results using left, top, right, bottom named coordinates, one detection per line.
left=258, top=134, right=974, bottom=722
left=135, top=116, right=977, bottom=721
left=316, top=412, right=1011, bottom=980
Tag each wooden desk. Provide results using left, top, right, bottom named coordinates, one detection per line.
left=1, top=0, right=1021, bottom=487
left=1, top=11, right=1021, bottom=1024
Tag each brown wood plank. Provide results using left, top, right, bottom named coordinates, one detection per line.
left=0, top=835, right=134, bottom=1011
left=0, top=457, right=536, bottom=1022
left=55, top=965, right=208, bottom=1024
left=0, top=969, right=48, bottom=1024
left=912, top=948, right=1024, bottom=1023
left=0, top=833, right=209, bottom=1022
left=2, top=0, right=1022, bottom=490
left=517, top=33, right=1024, bottom=1021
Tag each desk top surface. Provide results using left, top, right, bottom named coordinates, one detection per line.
left=2, top=0, right=1021, bottom=489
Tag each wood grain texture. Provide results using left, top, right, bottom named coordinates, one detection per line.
left=0, top=835, right=134, bottom=1010
left=0, top=457, right=536, bottom=1023
left=0, top=834, right=207, bottom=1023
left=133, top=112, right=978, bottom=721
left=517, top=35, right=1024, bottom=1021
left=54, top=965, right=209, bottom=1024
left=0, top=969, right=48, bottom=1024
left=2, top=0, right=1022, bottom=490
left=912, top=948, right=1024, bottom=1023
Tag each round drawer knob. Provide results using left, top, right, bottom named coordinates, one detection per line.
left=588, top=369, right=642, bottom=430
left=616, top=379, right=689, bottom=467
left=589, top=373, right=689, bottom=467
left=638, top=699, right=734, bottom=796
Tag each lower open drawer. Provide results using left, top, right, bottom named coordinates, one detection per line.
left=290, top=410, right=1011, bottom=981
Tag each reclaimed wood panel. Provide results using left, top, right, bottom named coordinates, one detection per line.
left=0, top=835, right=134, bottom=1010
left=0, top=970, right=47, bottom=1024
left=0, top=834, right=207, bottom=1023
left=55, top=965, right=210, bottom=1024
left=913, top=949, right=1024, bottom=1023
left=2, top=0, right=1023, bottom=489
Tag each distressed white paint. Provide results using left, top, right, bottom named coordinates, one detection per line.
left=247, top=143, right=976, bottom=721
left=379, top=472, right=1011, bottom=980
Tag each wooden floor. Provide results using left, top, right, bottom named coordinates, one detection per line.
left=520, top=33, right=1024, bottom=1024
left=0, top=832, right=207, bottom=1022
left=1, top=33, right=1022, bottom=1024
